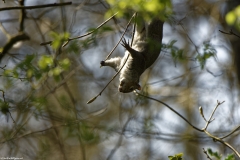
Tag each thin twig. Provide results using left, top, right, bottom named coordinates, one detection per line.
left=44, top=65, right=82, bottom=97
left=0, top=2, right=72, bottom=11
left=0, top=89, right=6, bottom=102
left=220, top=125, right=240, bottom=139
left=0, top=123, right=67, bottom=144
left=134, top=92, right=240, bottom=158
left=204, top=130, right=240, bottom=158
left=106, top=117, right=133, bottom=160
left=199, top=106, right=207, bottom=122
left=104, top=13, right=136, bottom=60
left=0, top=23, right=11, bottom=38
left=87, top=13, right=137, bottom=104
left=0, top=89, right=15, bottom=123
left=41, top=12, right=118, bottom=46
left=134, top=91, right=203, bottom=132
left=87, top=53, right=130, bottom=104
left=0, top=65, right=6, bottom=70
left=180, top=23, right=200, bottom=55
left=203, top=100, right=225, bottom=130
left=219, top=29, right=240, bottom=39
left=8, top=112, right=15, bottom=123
left=19, top=0, right=25, bottom=32
left=202, top=148, right=213, bottom=160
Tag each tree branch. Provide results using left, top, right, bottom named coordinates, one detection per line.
left=0, top=32, right=30, bottom=62
left=0, top=2, right=72, bottom=11
left=19, top=0, right=26, bottom=32
left=219, top=29, right=240, bottom=39
left=134, top=91, right=240, bottom=158
left=41, top=12, right=118, bottom=46
left=134, top=91, right=203, bottom=132
left=87, top=13, right=137, bottom=104
left=202, top=148, right=213, bottom=160
left=220, top=125, right=240, bottom=139
left=203, top=100, right=224, bottom=130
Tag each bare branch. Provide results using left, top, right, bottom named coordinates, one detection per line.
left=104, top=12, right=136, bottom=61
left=203, top=100, right=225, bottom=130
left=202, top=148, right=213, bottom=160
left=219, top=29, right=240, bottom=39
left=220, top=125, right=240, bottom=139
left=0, top=23, right=11, bottom=38
left=0, top=32, right=30, bottom=62
left=0, top=89, right=6, bottom=102
left=0, top=2, right=72, bottom=11
left=41, top=12, right=118, bottom=46
left=199, top=106, right=207, bottom=122
left=134, top=92, right=240, bottom=158
left=106, top=117, right=132, bottom=160
left=204, top=130, right=240, bottom=158
left=87, top=13, right=137, bottom=104
left=19, top=0, right=26, bottom=32
left=134, top=91, right=203, bottom=132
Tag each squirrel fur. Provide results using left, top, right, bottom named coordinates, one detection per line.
left=101, top=18, right=164, bottom=93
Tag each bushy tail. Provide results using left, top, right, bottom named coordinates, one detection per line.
left=145, top=19, right=164, bottom=68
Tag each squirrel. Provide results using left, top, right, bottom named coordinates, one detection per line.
left=101, top=17, right=164, bottom=93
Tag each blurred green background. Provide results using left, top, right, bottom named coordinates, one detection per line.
left=0, top=0, right=239, bottom=159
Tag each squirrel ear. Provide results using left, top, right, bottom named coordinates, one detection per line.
left=136, top=84, right=141, bottom=90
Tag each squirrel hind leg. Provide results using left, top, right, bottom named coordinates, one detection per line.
left=100, top=57, right=122, bottom=71
left=121, top=38, right=141, bottom=58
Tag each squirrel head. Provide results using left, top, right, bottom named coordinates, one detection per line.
left=118, top=79, right=141, bottom=93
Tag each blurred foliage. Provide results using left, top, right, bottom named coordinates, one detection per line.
left=207, top=148, right=236, bottom=160
left=0, top=0, right=239, bottom=160
left=106, top=0, right=172, bottom=20
left=50, top=32, right=70, bottom=49
left=225, top=5, right=240, bottom=31
left=80, top=123, right=99, bottom=143
left=197, top=41, right=217, bottom=69
left=162, top=40, right=185, bottom=63
left=168, top=153, right=183, bottom=160
left=0, top=99, right=9, bottom=114
left=162, top=40, right=216, bottom=69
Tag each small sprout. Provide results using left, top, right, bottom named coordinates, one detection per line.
left=199, top=106, right=203, bottom=115
left=199, top=106, right=207, bottom=122
left=87, top=96, right=98, bottom=104
left=62, top=40, right=69, bottom=47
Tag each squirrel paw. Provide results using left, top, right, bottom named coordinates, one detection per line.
left=121, top=38, right=131, bottom=50
left=100, top=61, right=105, bottom=67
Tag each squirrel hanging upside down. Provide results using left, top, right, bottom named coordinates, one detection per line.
left=101, top=18, right=164, bottom=93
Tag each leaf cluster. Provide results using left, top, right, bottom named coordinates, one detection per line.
left=225, top=5, right=240, bottom=31
left=106, top=0, right=172, bottom=21
left=196, top=41, right=216, bottom=69
left=207, top=148, right=235, bottom=160
left=168, top=153, right=183, bottom=160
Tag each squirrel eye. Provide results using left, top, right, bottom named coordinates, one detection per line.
left=121, top=81, right=125, bottom=85
left=129, top=86, right=134, bottom=91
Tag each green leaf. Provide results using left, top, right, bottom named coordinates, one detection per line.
left=105, top=0, right=172, bottom=20
left=207, top=148, right=221, bottom=159
left=197, top=42, right=216, bottom=69
left=168, top=153, right=183, bottom=160
left=226, top=11, right=236, bottom=25
left=225, top=5, right=240, bottom=31
left=0, top=100, right=9, bottom=114
left=59, top=58, right=70, bottom=70
left=50, top=32, right=70, bottom=49
left=48, top=66, right=62, bottom=81
left=38, top=55, right=54, bottom=70
left=80, top=123, right=98, bottom=143
left=225, top=154, right=235, bottom=160
left=66, top=41, right=80, bottom=54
